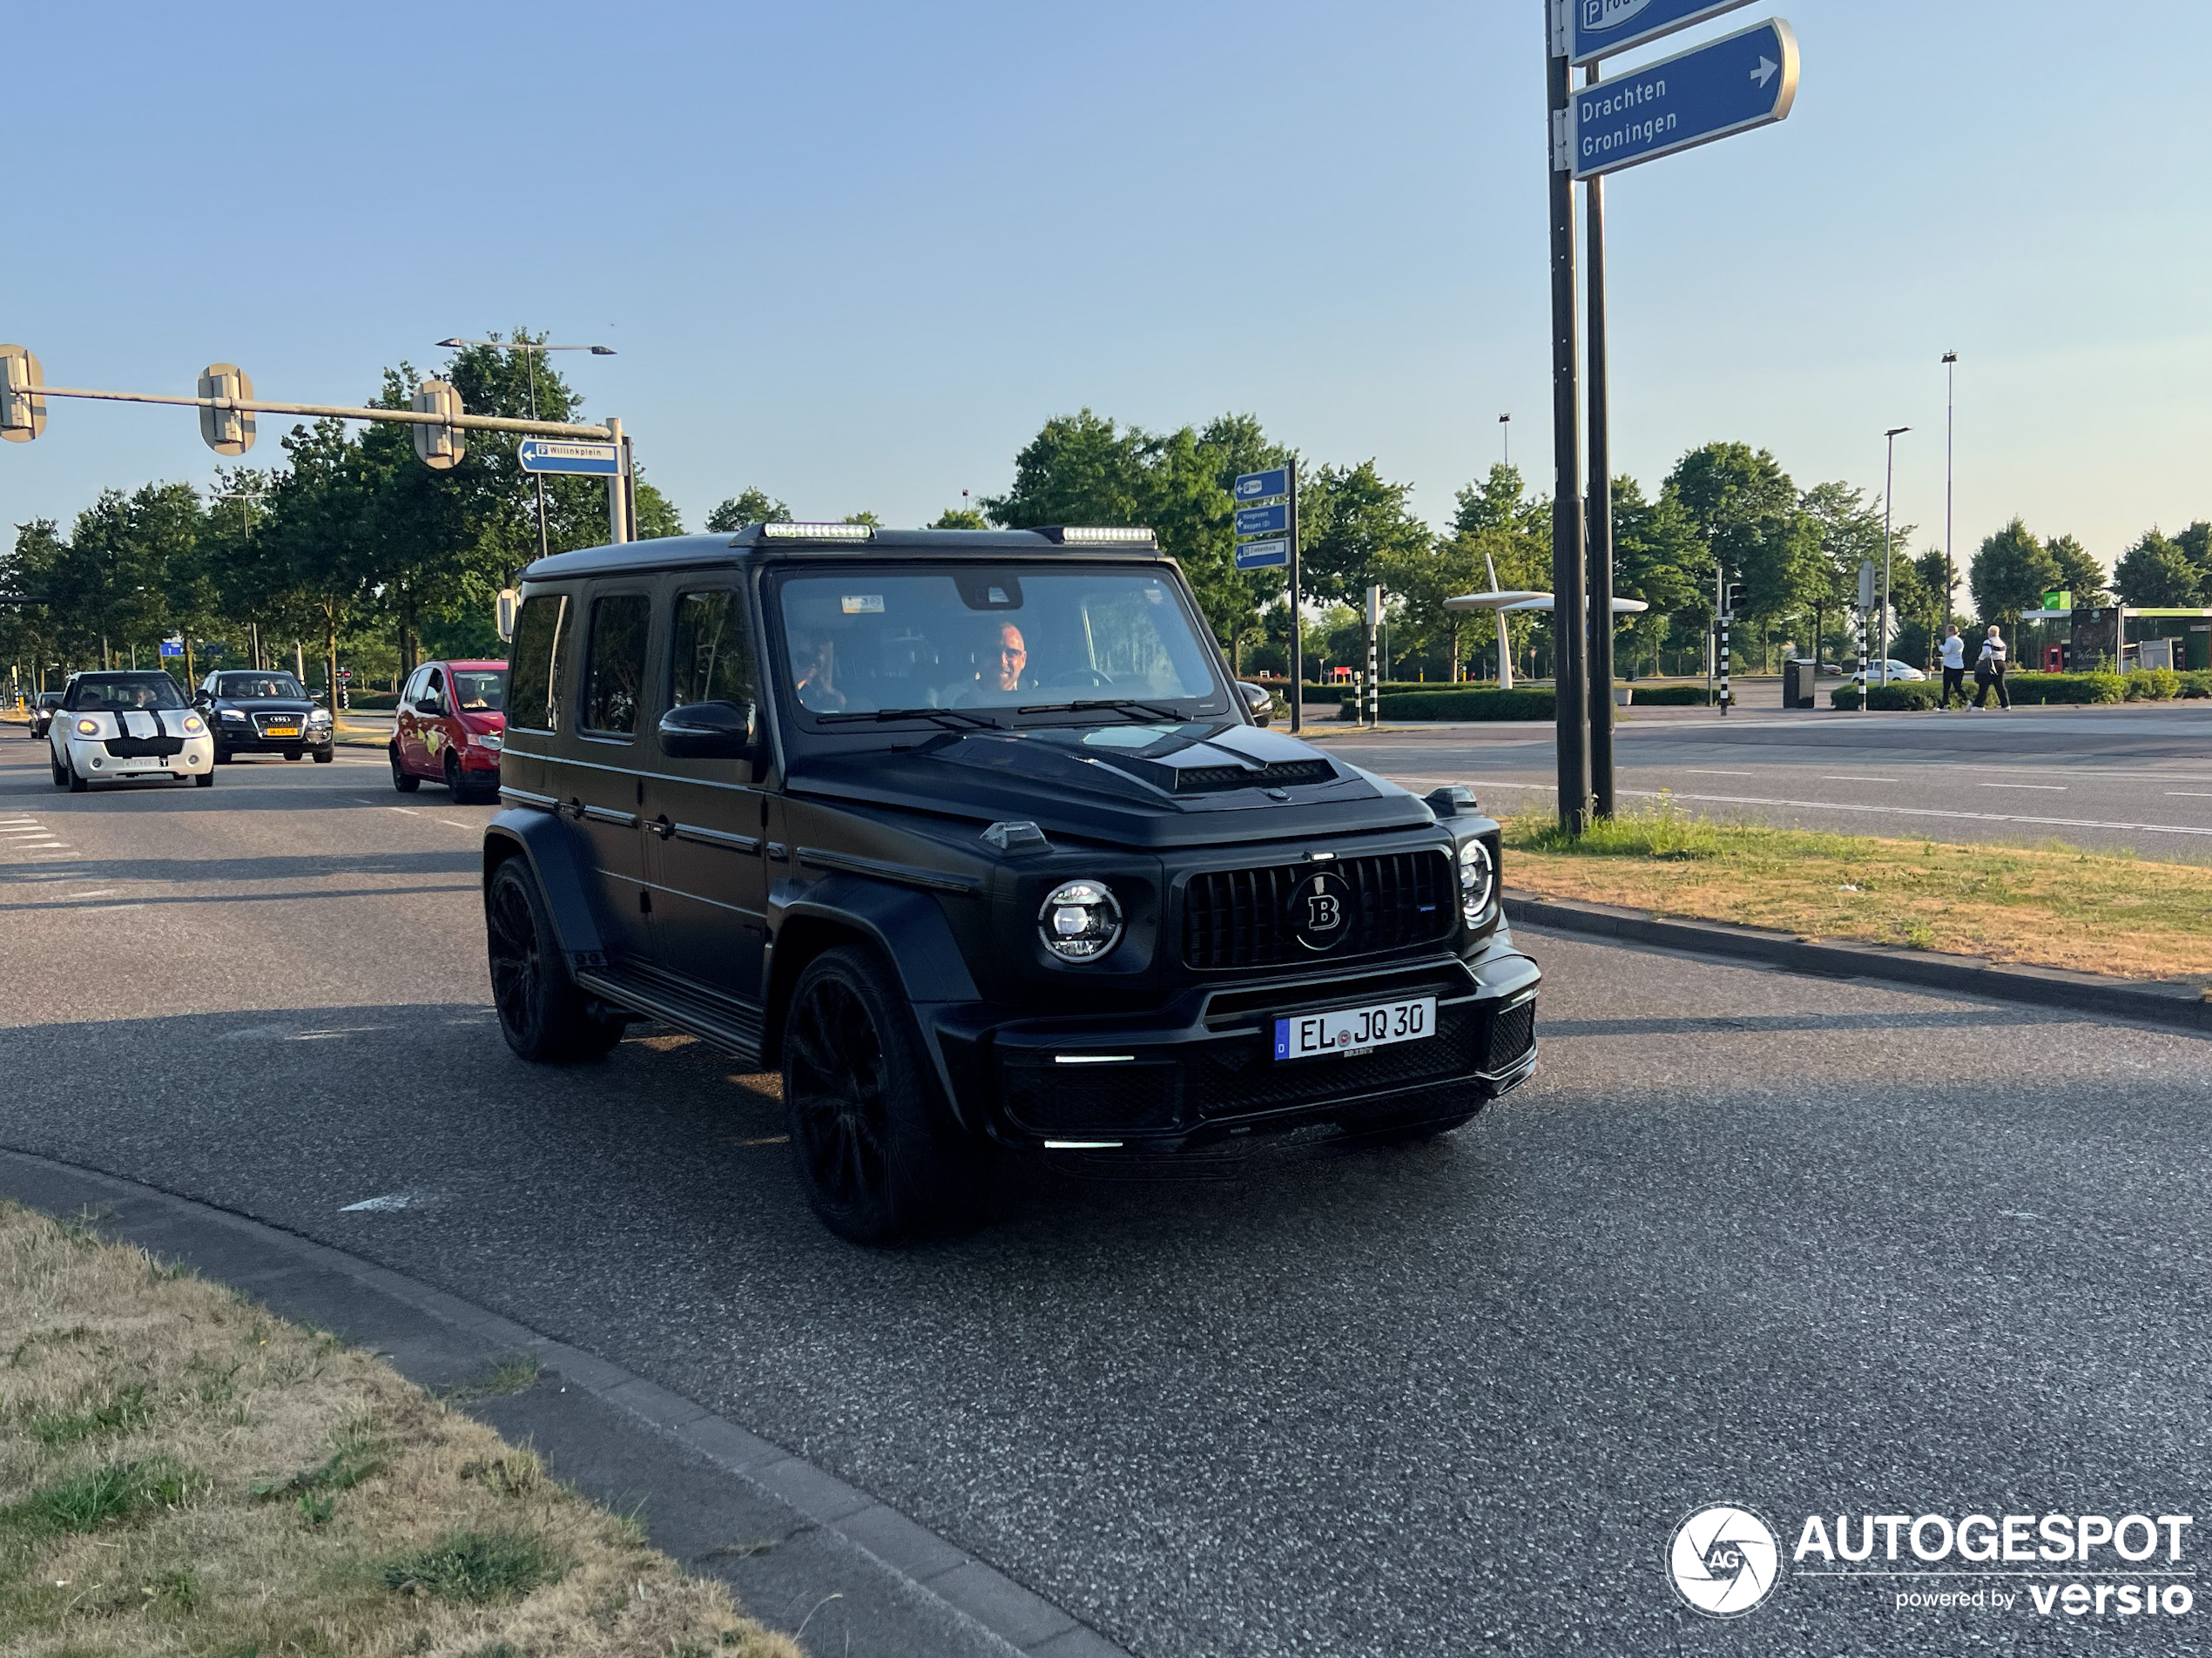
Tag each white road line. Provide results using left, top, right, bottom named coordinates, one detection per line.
left=387, top=806, right=419, bottom=815
left=1821, top=776, right=1898, bottom=783
left=1380, top=772, right=2212, bottom=840
left=1683, top=769, right=1754, bottom=776
left=1981, top=783, right=2065, bottom=792
left=2168, top=792, right=2212, bottom=799
left=435, top=819, right=475, bottom=830
left=67, top=889, right=120, bottom=899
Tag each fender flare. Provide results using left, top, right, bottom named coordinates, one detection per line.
left=768, top=873, right=981, bottom=1006
left=482, top=808, right=610, bottom=971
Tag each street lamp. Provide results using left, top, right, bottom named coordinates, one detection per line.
left=1941, top=353, right=1958, bottom=633
left=435, top=338, right=617, bottom=566
left=1498, top=413, right=1511, bottom=468
left=1881, top=426, right=1911, bottom=685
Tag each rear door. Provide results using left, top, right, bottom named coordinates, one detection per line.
left=571, top=589, right=657, bottom=962
left=642, top=583, right=770, bottom=1004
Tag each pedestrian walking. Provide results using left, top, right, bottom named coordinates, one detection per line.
left=1939, top=624, right=1968, bottom=708
left=1973, top=624, right=2010, bottom=709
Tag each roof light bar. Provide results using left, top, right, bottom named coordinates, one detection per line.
left=1041, top=525, right=1156, bottom=545
left=760, top=522, right=876, bottom=542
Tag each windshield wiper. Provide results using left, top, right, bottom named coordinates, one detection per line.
left=1018, top=697, right=1184, bottom=722
left=817, top=706, right=1005, bottom=731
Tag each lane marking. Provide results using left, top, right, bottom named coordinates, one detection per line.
left=436, top=819, right=474, bottom=830
left=1821, top=776, right=1898, bottom=783
left=1683, top=769, right=1754, bottom=776
left=387, top=806, right=419, bottom=815
left=2167, top=792, right=2212, bottom=799
left=1382, top=772, right=2212, bottom=839
left=1980, top=783, right=2065, bottom=792
left=66, top=889, right=119, bottom=899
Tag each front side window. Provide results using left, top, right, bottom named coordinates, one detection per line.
left=772, top=566, right=1226, bottom=725
left=423, top=668, right=446, bottom=711
left=507, top=593, right=569, bottom=731
left=583, top=594, right=651, bottom=736
left=671, top=589, right=753, bottom=709
left=218, top=673, right=305, bottom=699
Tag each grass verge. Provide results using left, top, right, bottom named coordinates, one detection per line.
left=1502, top=799, right=2212, bottom=982
left=0, top=1199, right=801, bottom=1657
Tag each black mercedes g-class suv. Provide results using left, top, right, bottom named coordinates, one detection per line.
left=481, top=523, right=1539, bottom=1242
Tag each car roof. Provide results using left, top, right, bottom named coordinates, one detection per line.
left=521, top=527, right=1164, bottom=583
left=431, top=659, right=508, bottom=671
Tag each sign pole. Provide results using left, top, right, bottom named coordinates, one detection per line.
left=1584, top=64, right=1616, bottom=819
left=606, top=417, right=629, bottom=543
left=1548, top=24, right=1590, bottom=836
left=1288, top=458, right=1304, bottom=736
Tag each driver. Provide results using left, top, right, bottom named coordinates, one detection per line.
left=792, top=632, right=846, bottom=711
left=988, top=623, right=1028, bottom=693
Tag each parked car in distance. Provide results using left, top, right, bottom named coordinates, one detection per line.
left=391, top=658, right=505, bottom=802
left=1875, top=660, right=1928, bottom=682
left=481, top=523, right=1539, bottom=1244
left=27, top=691, right=63, bottom=740
left=50, top=670, right=213, bottom=791
left=195, top=670, right=334, bottom=763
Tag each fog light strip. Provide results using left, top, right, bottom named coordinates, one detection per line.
left=1054, top=1054, right=1137, bottom=1065
left=1044, top=1141, right=1125, bottom=1149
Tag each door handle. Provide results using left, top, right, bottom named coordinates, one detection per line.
left=650, top=814, right=675, bottom=840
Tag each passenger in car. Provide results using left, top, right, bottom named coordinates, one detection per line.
left=792, top=633, right=846, bottom=711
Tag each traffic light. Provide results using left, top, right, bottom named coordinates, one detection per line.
left=1724, top=583, right=1747, bottom=617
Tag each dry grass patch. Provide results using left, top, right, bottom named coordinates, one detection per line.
left=0, top=1200, right=802, bottom=1658
left=1502, top=799, right=2212, bottom=982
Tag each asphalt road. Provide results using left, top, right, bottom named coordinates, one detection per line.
left=1315, top=700, right=2212, bottom=861
left=3, top=732, right=2209, bottom=1654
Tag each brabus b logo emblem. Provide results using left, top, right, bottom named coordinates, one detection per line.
left=1287, top=871, right=1352, bottom=952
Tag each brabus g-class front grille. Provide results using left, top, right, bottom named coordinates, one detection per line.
left=1181, top=850, right=1456, bottom=970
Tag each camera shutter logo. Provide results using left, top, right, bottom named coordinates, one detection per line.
left=1669, top=1505, right=1781, bottom=1618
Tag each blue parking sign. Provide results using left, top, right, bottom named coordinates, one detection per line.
left=1234, top=468, right=1289, bottom=503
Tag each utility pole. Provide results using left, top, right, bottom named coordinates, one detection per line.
left=1881, top=426, right=1910, bottom=684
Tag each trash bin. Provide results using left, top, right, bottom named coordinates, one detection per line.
left=1783, top=658, right=1816, bottom=709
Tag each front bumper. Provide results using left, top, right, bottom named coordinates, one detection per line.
left=215, top=723, right=334, bottom=752
left=65, top=735, right=214, bottom=778
left=927, top=931, right=1540, bottom=1151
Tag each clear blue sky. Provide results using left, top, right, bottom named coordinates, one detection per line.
left=9, top=1, right=2208, bottom=576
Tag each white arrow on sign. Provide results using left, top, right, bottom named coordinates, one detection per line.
left=1752, top=56, right=1778, bottom=87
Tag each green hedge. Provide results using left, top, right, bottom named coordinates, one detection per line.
left=342, top=691, right=401, bottom=711
left=1830, top=684, right=1942, bottom=711
left=1372, top=689, right=1555, bottom=721
left=2002, top=671, right=2125, bottom=705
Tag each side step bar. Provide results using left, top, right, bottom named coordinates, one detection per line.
left=573, top=964, right=766, bottom=1070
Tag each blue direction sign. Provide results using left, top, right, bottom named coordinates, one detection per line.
left=1234, top=502, right=1291, bottom=538
left=1570, top=18, right=1797, bottom=180
left=1570, top=0, right=1757, bottom=65
left=1233, top=467, right=1288, bottom=503
left=158, top=637, right=183, bottom=657
left=517, top=437, right=620, bottom=476
left=1234, top=537, right=1290, bottom=571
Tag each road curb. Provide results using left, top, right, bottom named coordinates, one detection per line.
left=0, top=1148, right=1129, bottom=1658
left=1504, top=891, right=2212, bottom=1033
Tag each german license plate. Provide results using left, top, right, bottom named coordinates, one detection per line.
left=1274, top=996, right=1435, bottom=1062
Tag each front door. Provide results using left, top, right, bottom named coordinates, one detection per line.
left=396, top=666, right=431, bottom=772
left=572, top=590, right=657, bottom=962
left=642, top=584, right=770, bottom=1003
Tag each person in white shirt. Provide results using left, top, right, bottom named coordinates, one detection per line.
left=1973, top=625, right=2010, bottom=710
left=1939, top=625, right=1968, bottom=707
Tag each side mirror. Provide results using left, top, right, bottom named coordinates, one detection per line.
left=1237, top=681, right=1274, bottom=725
left=659, top=700, right=758, bottom=760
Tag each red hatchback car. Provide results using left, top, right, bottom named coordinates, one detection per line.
left=391, top=658, right=505, bottom=802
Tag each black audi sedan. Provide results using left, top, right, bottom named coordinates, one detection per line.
left=27, top=691, right=62, bottom=740
left=194, top=670, right=335, bottom=764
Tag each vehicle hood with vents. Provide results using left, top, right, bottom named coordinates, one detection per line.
left=789, top=719, right=1435, bottom=849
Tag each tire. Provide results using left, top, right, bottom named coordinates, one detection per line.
left=50, top=752, right=68, bottom=788
left=193, top=772, right=214, bottom=788
left=444, top=751, right=466, bottom=798
left=781, top=945, right=990, bottom=1244
left=213, top=747, right=232, bottom=765
left=389, top=745, right=421, bottom=792
left=484, top=858, right=623, bottom=1063
left=312, top=746, right=334, bottom=764
left=284, top=748, right=304, bottom=761
left=67, top=755, right=89, bottom=792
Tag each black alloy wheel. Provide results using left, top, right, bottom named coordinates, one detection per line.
left=389, top=745, right=421, bottom=792
left=781, top=946, right=989, bottom=1244
left=484, top=858, right=622, bottom=1063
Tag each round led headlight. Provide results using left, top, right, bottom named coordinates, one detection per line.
left=1038, top=880, right=1123, bottom=962
left=75, top=718, right=100, bottom=736
left=181, top=715, right=205, bottom=734
left=1457, top=838, right=1495, bottom=925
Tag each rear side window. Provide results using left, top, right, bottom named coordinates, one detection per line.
left=507, top=594, right=569, bottom=731
left=671, top=589, right=753, bottom=709
left=583, top=594, right=651, bottom=736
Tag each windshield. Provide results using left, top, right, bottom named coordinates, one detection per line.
left=70, top=675, right=187, bottom=711
left=448, top=671, right=505, bottom=711
left=219, top=673, right=306, bottom=699
left=773, top=565, right=1226, bottom=725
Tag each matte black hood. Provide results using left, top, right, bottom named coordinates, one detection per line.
left=790, top=720, right=1436, bottom=849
